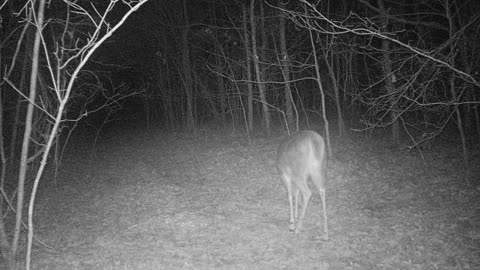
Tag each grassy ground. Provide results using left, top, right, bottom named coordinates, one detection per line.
left=24, top=125, right=480, bottom=269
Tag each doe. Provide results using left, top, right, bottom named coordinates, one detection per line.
left=276, top=130, right=328, bottom=240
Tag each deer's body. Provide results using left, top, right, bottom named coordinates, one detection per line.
left=276, top=130, right=328, bottom=240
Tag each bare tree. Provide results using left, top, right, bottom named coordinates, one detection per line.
left=279, top=1, right=295, bottom=130
left=281, top=0, right=479, bottom=164
left=378, top=0, right=400, bottom=144
left=243, top=4, right=254, bottom=132
left=250, top=0, right=271, bottom=136
left=0, top=1, right=149, bottom=268
left=182, top=0, right=195, bottom=132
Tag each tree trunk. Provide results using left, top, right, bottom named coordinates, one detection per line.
left=215, top=50, right=227, bottom=125
left=324, top=54, right=345, bottom=137
left=250, top=0, right=271, bottom=135
left=306, top=14, right=331, bottom=156
left=243, top=5, right=254, bottom=132
left=182, top=0, right=195, bottom=132
left=279, top=1, right=294, bottom=130
left=446, top=0, right=468, bottom=166
left=378, top=0, right=399, bottom=144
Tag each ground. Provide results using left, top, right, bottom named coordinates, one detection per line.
left=25, top=125, right=480, bottom=269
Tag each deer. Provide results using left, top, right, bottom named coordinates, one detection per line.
left=276, top=130, right=329, bottom=240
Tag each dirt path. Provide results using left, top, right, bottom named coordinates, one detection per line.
left=30, top=129, right=480, bottom=269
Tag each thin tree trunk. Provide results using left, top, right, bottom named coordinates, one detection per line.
left=215, top=50, right=227, bottom=125
left=250, top=0, right=271, bottom=135
left=279, top=1, right=294, bottom=130
left=8, top=21, right=32, bottom=172
left=243, top=5, right=254, bottom=131
left=324, top=54, right=345, bottom=137
left=13, top=0, right=46, bottom=266
left=259, top=1, right=268, bottom=72
left=378, top=0, right=399, bottom=144
left=307, top=24, right=331, bottom=155
left=182, top=0, right=195, bottom=132
left=446, top=0, right=468, bottom=166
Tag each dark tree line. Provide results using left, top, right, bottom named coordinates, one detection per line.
left=108, top=0, right=479, bottom=154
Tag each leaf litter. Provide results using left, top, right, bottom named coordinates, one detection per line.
left=28, top=129, right=480, bottom=269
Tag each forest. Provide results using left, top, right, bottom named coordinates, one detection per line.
left=0, top=0, right=479, bottom=269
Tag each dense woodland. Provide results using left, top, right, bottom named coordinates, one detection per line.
left=0, top=0, right=479, bottom=268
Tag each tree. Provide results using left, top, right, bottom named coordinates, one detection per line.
left=0, top=1, right=149, bottom=268
left=250, top=0, right=271, bottom=136
left=282, top=0, right=479, bottom=161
